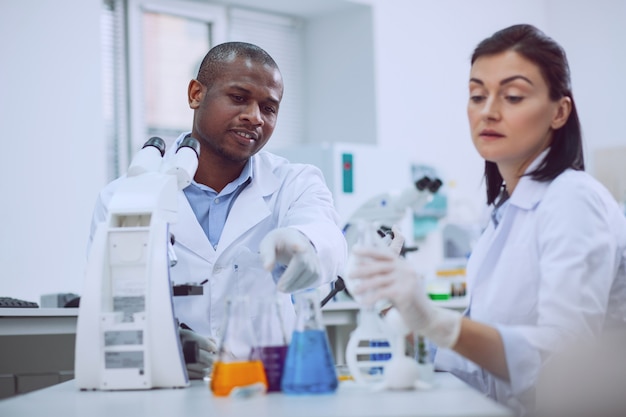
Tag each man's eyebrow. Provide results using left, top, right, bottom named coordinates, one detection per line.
left=229, top=85, right=280, bottom=106
left=469, top=75, right=534, bottom=86
left=229, top=85, right=252, bottom=95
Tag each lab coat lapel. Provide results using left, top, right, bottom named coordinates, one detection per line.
left=471, top=208, right=515, bottom=290
left=217, top=156, right=280, bottom=251
left=171, top=191, right=215, bottom=262
left=469, top=176, right=545, bottom=291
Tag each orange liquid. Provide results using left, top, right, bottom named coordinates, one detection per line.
left=210, top=360, right=268, bottom=396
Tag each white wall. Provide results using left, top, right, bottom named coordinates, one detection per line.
left=0, top=0, right=106, bottom=302
left=1, top=0, right=624, bottom=302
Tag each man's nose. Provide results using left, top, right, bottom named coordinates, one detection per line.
left=241, top=102, right=264, bottom=126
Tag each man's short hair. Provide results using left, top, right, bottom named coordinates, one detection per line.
left=196, top=41, right=279, bottom=86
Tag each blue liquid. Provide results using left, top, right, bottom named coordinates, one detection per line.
left=281, top=329, right=338, bottom=394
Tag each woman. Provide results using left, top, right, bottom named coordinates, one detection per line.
left=349, top=24, right=626, bottom=415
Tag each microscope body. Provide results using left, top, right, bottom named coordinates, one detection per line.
left=343, top=176, right=442, bottom=250
left=75, top=137, right=199, bottom=390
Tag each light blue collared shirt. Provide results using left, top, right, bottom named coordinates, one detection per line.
left=183, top=159, right=253, bottom=249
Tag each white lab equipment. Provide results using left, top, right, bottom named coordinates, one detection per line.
left=274, top=143, right=430, bottom=227
left=343, top=176, right=442, bottom=251
left=274, top=142, right=443, bottom=264
left=343, top=221, right=397, bottom=384
left=378, top=308, right=422, bottom=390
left=341, top=184, right=444, bottom=386
left=75, top=136, right=200, bottom=390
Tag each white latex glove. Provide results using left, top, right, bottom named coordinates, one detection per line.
left=259, top=227, right=321, bottom=293
left=349, top=246, right=462, bottom=349
left=179, top=327, right=218, bottom=379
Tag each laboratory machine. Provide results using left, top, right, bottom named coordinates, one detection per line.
left=75, top=136, right=200, bottom=390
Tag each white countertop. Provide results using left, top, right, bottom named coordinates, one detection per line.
left=0, top=372, right=513, bottom=417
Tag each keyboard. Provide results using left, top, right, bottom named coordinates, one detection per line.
left=0, top=297, right=39, bottom=308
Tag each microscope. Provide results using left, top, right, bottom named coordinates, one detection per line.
left=75, top=136, right=200, bottom=390
left=343, top=175, right=443, bottom=256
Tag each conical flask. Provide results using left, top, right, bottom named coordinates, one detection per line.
left=343, top=220, right=396, bottom=384
left=345, top=307, right=397, bottom=385
left=281, top=290, right=338, bottom=394
left=253, top=295, right=289, bottom=393
left=210, top=295, right=268, bottom=396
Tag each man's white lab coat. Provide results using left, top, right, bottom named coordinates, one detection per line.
left=90, top=147, right=347, bottom=342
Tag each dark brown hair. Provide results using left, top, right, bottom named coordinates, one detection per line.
left=472, top=24, right=584, bottom=205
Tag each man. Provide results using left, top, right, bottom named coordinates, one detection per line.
left=89, top=42, right=347, bottom=378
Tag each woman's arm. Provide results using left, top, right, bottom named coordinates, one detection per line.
left=454, top=318, right=509, bottom=381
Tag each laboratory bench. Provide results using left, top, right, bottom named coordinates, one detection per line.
left=0, top=298, right=468, bottom=399
left=0, top=308, right=77, bottom=398
left=0, top=371, right=513, bottom=417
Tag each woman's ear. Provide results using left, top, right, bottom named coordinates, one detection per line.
left=551, top=96, right=572, bottom=130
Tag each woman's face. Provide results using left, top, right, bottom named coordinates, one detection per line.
left=467, top=50, right=570, bottom=178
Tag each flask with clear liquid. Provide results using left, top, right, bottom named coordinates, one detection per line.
left=210, top=296, right=268, bottom=396
left=281, top=290, right=338, bottom=394
left=343, top=220, right=397, bottom=384
left=253, top=295, right=289, bottom=393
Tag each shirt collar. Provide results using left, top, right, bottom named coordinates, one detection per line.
left=190, top=158, right=253, bottom=195
left=507, top=148, right=551, bottom=210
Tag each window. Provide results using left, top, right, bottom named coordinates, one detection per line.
left=101, top=0, right=305, bottom=180
left=127, top=0, right=227, bottom=155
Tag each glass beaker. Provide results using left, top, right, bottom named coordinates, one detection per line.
left=281, top=290, right=338, bottom=394
left=253, top=295, right=289, bottom=393
left=210, top=296, right=268, bottom=396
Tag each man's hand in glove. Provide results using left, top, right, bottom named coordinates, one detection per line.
left=179, top=327, right=218, bottom=379
left=349, top=246, right=462, bottom=349
left=259, top=227, right=321, bottom=293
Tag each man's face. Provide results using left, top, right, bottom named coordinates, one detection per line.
left=189, top=56, right=284, bottom=164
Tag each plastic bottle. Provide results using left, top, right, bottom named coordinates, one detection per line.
left=281, top=290, right=338, bottom=394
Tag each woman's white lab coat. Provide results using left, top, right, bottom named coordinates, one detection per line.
left=434, top=158, right=626, bottom=415
left=90, top=146, right=347, bottom=342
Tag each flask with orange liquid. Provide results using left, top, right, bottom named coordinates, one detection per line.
left=210, top=296, right=267, bottom=396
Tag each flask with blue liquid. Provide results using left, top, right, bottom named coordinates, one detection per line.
left=281, top=290, right=338, bottom=394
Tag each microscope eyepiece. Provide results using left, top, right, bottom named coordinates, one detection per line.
left=142, top=137, right=166, bottom=157
left=415, top=176, right=432, bottom=191
left=177, top=136, right=200, bottom=158
left=429, top=178, right=443, bottom=193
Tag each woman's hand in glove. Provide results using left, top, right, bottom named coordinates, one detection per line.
left=349, top=246, right=462, bottom=349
